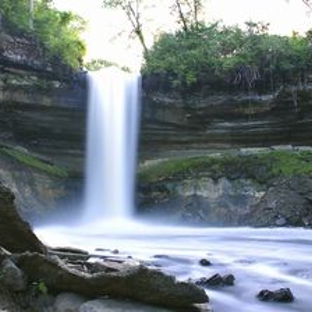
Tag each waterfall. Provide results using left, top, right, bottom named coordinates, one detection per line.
left=84, top=67, right=141, bottom=221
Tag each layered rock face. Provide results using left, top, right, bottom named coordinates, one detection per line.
left=139, top=88, right=312, bottom=159
left=0, top=25, right=86, bottom=222
left=137, top=85, right=312, bottom=226
left=1, top=22, right=312, bottom=225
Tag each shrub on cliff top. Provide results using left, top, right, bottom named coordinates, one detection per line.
left=142, top=22, right=312, bottom=94
left=0, top=0, right=86, bottom=70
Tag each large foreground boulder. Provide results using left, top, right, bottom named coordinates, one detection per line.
left=16, top=252, right=208, bottom=308
left=0, top=183, right=46, bottom=254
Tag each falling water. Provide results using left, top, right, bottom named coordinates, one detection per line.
left=84, top=67, right=141, bottom=221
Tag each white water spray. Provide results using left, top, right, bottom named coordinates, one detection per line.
left=84, top=67, right=141, bottom=221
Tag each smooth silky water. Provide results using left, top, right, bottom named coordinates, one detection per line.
left=35, top=68, right=312, bottom=312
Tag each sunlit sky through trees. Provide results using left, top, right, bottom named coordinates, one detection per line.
left=54, top=0, right=311, bottom=70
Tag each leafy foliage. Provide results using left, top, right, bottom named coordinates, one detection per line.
left=85, top=59, right=131, bottom=72
left=143, top=22, right=312, bottom=93
left=171, top=0, right=204, bottom=32
left=0, top=0, right=86, bottom=70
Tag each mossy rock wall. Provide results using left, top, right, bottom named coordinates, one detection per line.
left=137, top=150, right=312, bottom=227
left=0, top=29, right=86, bottom=223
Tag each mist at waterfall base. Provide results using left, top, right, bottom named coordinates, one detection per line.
left=35, top=68, right=312, bottom=312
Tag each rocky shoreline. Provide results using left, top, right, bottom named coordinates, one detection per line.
left=1, top=183, right=302, bottom=312
left=0, top=182, right=210, bottom=311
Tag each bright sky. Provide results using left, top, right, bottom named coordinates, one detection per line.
left=53, top=0, right=311, bottom=70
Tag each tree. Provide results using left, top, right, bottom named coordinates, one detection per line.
left=85, top=58, right=131, bottom=72
left=143, top=21, right=312, bottom=93
left=172, top=0, right=203, bottom=32
left=302, top=0, right=312, bottom=9
left=102, top=0, right=148, bottom=54
left=29, top=0, right=34, bottom=29
left=0, top=0, right=86, bottom=70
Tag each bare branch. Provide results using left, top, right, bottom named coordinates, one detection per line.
left=303, top=0, right=312, bottom=8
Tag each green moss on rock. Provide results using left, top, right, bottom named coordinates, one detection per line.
left=0, top=147, right=68, bottom=178
left=138, top=151, right=312, bottom=183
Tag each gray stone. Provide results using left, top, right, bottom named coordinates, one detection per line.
left=257, top=288, right=294, bottom=302
left=16, top=253, right=208, bottom=308
left=199, top=259, right=211, bottom=266
left=78, top=299, right=173, bottom=312
left=223, top=274, right=235, bottom=286
left=1, top=258, right=27, bottom=292
left=275, top=216, right=287, bottom=226
left=195, top=273, right=235, bottom=287
left=270, top=145, right=293, bottom=151
left=33, top=294, right=55, bottom=312
left=54, top=292, right=87, bottom=312
left=0, top=182, right=46, bottom=253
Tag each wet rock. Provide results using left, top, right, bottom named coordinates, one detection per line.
left=48, top=247, right=90, bottom=262
left=153, top=255, right=170, bottom=259
left=195, top=273, right=235, bottom=287
left=222, top=274, right=235, bottom=286
left=0, top=183, right=46, bottom=254
left=16, top=252, right=208, bottom=308
left=54, top=292, right=87, bottom=312
left=78, top=298, right=173, bottom=312
left=199, top=259, right=211, bottom=266
left=111, top=249, right=119, bottom=254
left=275, top=216, right=287, bottom=226
left=32, top=294, right=55, bottom=312
left=257, top=288, right=294, bottom=302
left=0, top=258, right=27, bottom=291
left=204, top=274, right=224, bottom=287
left=246, top=176, right=312, bottom=227
left=95, top=248, right=110, bottom=252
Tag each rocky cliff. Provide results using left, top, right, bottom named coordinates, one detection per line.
left=139, top=87, right=312, bottom=159
left=0, top=25, right=86, bottom=223
left=1, top=23, right=312, bottom=226
left=137, top=149, right=312, bottom=227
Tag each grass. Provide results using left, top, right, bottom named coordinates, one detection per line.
left=138, top=150, right=312, bottom=183
left=0, top=147, right=68, bottom=178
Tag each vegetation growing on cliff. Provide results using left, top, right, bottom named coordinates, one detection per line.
left=0, top=147, right=68, bottom=178
left=138, top=150, right=312, bottom=183
left=0, top=0, right=86, bottom=70
left=143, top=22, right=312, bottom=93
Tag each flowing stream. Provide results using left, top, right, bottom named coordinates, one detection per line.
left=35, top=68, right=312, bottom=311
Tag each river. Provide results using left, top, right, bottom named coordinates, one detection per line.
left=35, top=222, right=312, bottom=312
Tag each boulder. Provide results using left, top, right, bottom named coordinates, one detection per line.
left=0, top=183, right=46, bottom=254
left=54, top=292, right=87, bottom=312
left=78, top=299, right=172, bottom=312
left=0, top=258, right=27, bottom=291
left=16, top=252, right=208, bottom=308
left=195, top=273, right=235, bottom=287
left=257, top=288, right=294, bottom=303
left=199, top=259, right=211, bottom=266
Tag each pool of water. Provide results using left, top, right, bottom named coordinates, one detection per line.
left=35, top=221, right=312, bottom=312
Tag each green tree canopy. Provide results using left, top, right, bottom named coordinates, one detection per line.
left=0, top=0, right=86, bottom=70
left=143, top=22, right=312, bottom=93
